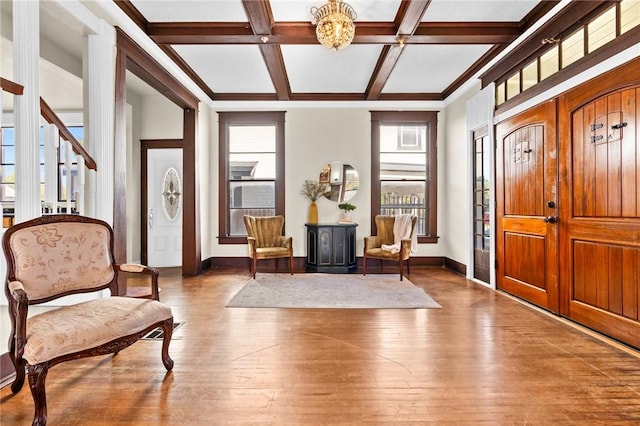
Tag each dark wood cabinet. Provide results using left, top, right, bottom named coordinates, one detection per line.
left=305, top=223, right=357, bottom=273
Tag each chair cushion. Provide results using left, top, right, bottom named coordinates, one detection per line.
left=365, top=247, right=401, bottom=260
left=256, top=247, right=291, bottom=259
left=24, top=297, right=172, bottom=365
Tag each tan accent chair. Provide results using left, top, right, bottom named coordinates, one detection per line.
left=363, top=215, right=418, bottom=281
left=2, top=214, right=174, bottom=426
left=244, top=215, right=294, bottom=279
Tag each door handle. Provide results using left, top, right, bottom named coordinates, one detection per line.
left=543, top=216, right=558, bottom=224
left=148, top=208, right=154, bottom=229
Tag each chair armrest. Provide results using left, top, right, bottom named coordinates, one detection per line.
left=400, top=239, right=412, bottom=260
left=7, top=280, right=28, bottom=360
left=277, top=236, right=292, bottom=250
left=364, top=236, right=381, bottom=250
left=115, top=263, right=160, bottom=301
left=247, top=237, right=257, bottom=254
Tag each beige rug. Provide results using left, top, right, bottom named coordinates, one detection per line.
left=226, top=273, right=441, bottom=309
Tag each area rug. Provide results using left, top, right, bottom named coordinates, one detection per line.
left=226, top=274, right=441, bottom=309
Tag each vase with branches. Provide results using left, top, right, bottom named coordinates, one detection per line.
left=301, top=180, right=330, bottom=224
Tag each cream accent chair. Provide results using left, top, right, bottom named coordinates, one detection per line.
left=2, top=214, right=174, bottom=426
left=243, top=215, right=294, bottom=279
left=363, top=215, right=418, bottom=281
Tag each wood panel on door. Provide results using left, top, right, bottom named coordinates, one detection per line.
left=496, top=100, right=559, bottom=312
left=559, top=65, right=640, bottom=348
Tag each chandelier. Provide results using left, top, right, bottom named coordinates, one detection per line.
left=311, top=0, right=357, bottom=51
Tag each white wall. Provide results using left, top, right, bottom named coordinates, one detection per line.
left=442, top=81, right=482, bottom=267
left=204, top=106, right=447, bottom=260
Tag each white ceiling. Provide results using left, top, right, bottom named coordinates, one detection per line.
left=1, top=0, right=547, bottom=110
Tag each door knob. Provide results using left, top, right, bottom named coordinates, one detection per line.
left=543, top=216, right=557, bottom=224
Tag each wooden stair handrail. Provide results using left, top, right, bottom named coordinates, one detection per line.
left=1, top=78, right=24, bottom=95
left=40, top=98, right=97, bottom=171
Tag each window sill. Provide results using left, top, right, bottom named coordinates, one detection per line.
left=418, top=235, right=440, bottom=244
left=218, top=236, right=248, bottom=245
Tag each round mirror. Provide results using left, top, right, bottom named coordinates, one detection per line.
left=319, top=162, right=359, bottom=203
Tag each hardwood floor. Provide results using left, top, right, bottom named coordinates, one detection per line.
left=2, top=266, right=640, bottom=425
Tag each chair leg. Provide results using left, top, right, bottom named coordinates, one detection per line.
left=399, top=257, right=404, bottom=281
left=9, top=351, right=26, bottom=394
left=161, top=318, right=175, bottom=371
left=27, top=363, right=49, bottom=426
left=406, top=258, right=410, bottom=275
left=252, top=257, right=257, bottom=279
left=363, top=255, right=367, bottom=276
left=289, top=254, right=294, bottom=275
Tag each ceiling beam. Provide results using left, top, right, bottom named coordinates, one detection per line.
left=242, top=0, right=290, bottom=100
left=147, top=21, right=520, bottom=45
left=366, top=0, right=432, bottom=100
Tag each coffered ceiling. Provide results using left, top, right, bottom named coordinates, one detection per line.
left=117, top=0, right=558, bottom=102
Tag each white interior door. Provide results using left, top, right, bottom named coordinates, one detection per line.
left=148, top=148, right=183, bottom=267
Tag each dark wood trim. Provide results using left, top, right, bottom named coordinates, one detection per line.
left=115, top=28, right=200, bottom=277
left=241, top=0, right=291, bottom=100
left=444, top=257, right=467, bottom=276
left=140, top=139, right=183, bottom=266
left=147, top=21, right=522, bottom=45
left=494, top=25, right=640, bottom=116
left=370, top=110, right=439, bottom=241
left=202, top=255, right=449, bottom=271
left=114, top=0, right=148, bottom=32
left=182, top=108, right=201, bottom=276
left=40, top=98, right=97, bottom=170
left=0, top=77, right=24, bottom=95
left=217, top=111, right=286, bottom=244
left=441, top=44, right=507, bottom=99
left=367, top=0, right=431, bottom=100
left=116, top=28, right=199, bottom=110
left=114, top=44, right=128, bottom=295
left=158, top=45, right=216, bottom=100
left=367, top=45, right=404, bottom=100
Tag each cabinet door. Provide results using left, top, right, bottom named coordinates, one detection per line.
left=332, top=227, right=346, bottom=266
left=318, top=228, right=333, bottom=265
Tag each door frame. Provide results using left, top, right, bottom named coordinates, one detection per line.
left=141, top=139, right=183, bottom=266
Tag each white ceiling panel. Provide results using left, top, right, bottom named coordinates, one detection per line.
left=271, top=0, right=401, bottom=22
left=131, top=0, right=248, bottom=22
left=382, top=44, right=492, bottom=93
left=173, top=45, right=275, bottom=93
left=282, top=44, right=382, bottom=93
left=422, top=0, right=539, bottom=22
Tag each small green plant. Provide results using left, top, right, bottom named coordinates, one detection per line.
left=338, top=202, right=356, bottom=212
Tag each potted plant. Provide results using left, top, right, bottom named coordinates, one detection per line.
left=338, top=202, right=356, bottom=223
left=301, top=180, right=330, bottom=224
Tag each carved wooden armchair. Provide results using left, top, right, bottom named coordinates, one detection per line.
left=2, top=214, right=174, bottom=426
left=363, top=214, right=418, bottom=281
left=243, top=215, right=293, bottom=279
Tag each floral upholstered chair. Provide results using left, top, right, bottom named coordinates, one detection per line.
left=243, top=215, right=294, bottom=279
left=363, top=214, right=418, bottom=281
left=2, top=214, right=174, bottom=426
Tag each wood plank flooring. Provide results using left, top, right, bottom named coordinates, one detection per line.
left=2, top=266, right=640, bottom=425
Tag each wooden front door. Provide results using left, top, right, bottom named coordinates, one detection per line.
left=496, top=100, right=559, bottom=312
left=559, top=80, right=640, bottom=347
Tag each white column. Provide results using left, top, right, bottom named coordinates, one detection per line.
left=84, top=22, right=115, bottom=224
left=77, top=156, right=85, bottom=215
left=43, top=124, right=59, bottom=214
left=13, top=0, right=40, bottom=223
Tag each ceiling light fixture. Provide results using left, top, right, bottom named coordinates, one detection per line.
left=311, top=0, right=357, bottom=51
